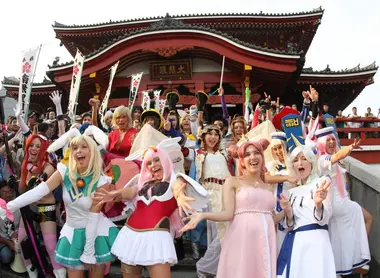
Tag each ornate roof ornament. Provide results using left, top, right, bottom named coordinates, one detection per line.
left=149, top=13, right=187, bottom=30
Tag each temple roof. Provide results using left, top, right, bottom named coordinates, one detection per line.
left=48, top=16, right=302, bottom=70
left=300, top=62, right=378, bottom=79
left=53, top=7, right=324, bottom=29
left=53, top=8, right=323, bottom=57
left=2, top=76, right=54, bottom=87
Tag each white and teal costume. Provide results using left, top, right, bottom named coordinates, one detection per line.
left=54, top=163, right=119, bottom=268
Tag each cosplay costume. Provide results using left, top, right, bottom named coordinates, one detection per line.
left=111, top=137, right=208, bottom=271
left=218, top=181, right=277, bottom=278
left=17, top=134, right=66, bottom=278
left=277, top=115, right=335, bottom=278
left=187, top=125, right=232, bottom=276
left=266, top=132, right=293, bottom=255
left=54, top=163, right=118, bottom=268
left=316, top=127, right=370, bottom=275
left=276, top=174, right=335, bottom=278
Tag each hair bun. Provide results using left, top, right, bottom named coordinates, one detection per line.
left=257, top=138, right=270, bottom=151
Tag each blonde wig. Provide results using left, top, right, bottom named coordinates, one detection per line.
left=68, top=135, right=102, bottom=197
left=112, top=105, right=132, bottom=129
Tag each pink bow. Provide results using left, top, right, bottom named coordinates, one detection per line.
left=0, top=199, right=14, bottom=222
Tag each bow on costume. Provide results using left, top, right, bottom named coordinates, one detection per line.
left=0, top=199, right=14, bottom=222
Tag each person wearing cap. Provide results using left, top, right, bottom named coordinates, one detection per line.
left=266, top=132, right=294, bottom=255
left=315, top=127, right=371, bottom=276
left=277, top=123, right=336, bottom=278
left=74, top=115, right=82, bottom=125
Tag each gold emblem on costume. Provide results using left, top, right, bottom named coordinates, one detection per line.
left=284, top=118, right=300, bottom=128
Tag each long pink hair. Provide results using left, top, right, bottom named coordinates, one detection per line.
left=136, top=147, right=184, bottom=237
left=316, top=133, right=345, bottom=197
left=237, top=139, right=269, bottom=180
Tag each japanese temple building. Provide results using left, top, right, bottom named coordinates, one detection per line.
left=2, top=7, right=378, bottom=118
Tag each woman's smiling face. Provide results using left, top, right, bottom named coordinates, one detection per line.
left=146, top=156, right=163, bottom=180
left=72, top=141, right=91, bottom=169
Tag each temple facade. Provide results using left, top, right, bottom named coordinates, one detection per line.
left=2, top=7, right=378, bottom=118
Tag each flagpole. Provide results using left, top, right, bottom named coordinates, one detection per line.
left=219, top=56, right=225, bottom=88
left=24, top=44, right=42, bottom=124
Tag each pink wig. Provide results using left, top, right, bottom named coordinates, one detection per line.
left=316, top=133, right=338, bottom=156
left=137, top=147, right=173, bottom=192
left=316, top=133, right=345, bottom=197
left=237, top=139, right=269, bottom=180
left=135, top=147, right=184, bottom=236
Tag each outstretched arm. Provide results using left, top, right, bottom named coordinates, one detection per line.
left=331, top=139, right=362, bottom=164
left=4, top=171, right=62, bottom=215
left=179, top=177, right=236, bottom=233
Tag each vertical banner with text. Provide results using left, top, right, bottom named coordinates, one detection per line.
left=67, top=50, right=85, bottom=124
left=18, top=46, right=41, bottom=122
left=128, top=72, right=143, bottom=109
left=100, top=61, right=119, bottom=128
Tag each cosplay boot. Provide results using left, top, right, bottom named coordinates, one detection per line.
left=26, top=265, right=38, bottom=278
left=53, top=268, right=67, bottom=278
left=192, top=242, right=200, bottom=260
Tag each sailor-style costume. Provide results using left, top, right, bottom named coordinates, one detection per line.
left=277, top=174, right=336, bottom=278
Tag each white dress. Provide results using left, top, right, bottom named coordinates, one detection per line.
left=266, top=160, right=293, bottom=255
left=195, top=151, right=231, bottom=275
left=277, top=174, right=336, bottom=278
left=318, top=155, right=370, bottom=275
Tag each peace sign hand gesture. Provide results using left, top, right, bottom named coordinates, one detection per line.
left=350, top=139, right=362, bottom=151
left=314, top=178, right=331, bottom=208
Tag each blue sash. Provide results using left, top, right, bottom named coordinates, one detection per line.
left=277, top=224, right=328, bottom=277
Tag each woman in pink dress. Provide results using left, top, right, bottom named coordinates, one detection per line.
left=181, top=139, right=278, bottom=278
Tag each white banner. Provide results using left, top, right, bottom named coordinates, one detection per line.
left=153, top=90, right=161, bottom=111
left=141, top=91, right=150, bottom=110
left=67, top=50, right=85, bottom=124
left=159, top=99, right=166, bottom=115
left=100, top=61, right=119, bottom=128
left=18, top=46, right=41, bottom=121
left=128, top=72, right=143, bottom=109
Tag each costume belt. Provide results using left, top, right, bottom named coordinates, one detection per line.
left=234, top=209, right=272, bottom=215
left=277, top=224, right=328, bottom=277
left=203, top=177, right=225, bottom=185
left=37, top=204, right=56, bottom=213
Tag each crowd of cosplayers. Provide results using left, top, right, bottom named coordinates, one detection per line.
left=0, top=85, right=375, bottom=278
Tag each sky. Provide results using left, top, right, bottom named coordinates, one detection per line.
left=1, top=0, right=379, bottom=115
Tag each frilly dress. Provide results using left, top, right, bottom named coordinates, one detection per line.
left=54, top=163, right=119, bottom=268
left=111, top=172, right=208, bottom=266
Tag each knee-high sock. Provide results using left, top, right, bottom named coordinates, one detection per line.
left=42, top=233, right=62, bottom=270
left=18, top=227, right=32, bottom=267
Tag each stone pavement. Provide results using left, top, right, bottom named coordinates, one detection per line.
left=0, top=266, right=196, bottom=278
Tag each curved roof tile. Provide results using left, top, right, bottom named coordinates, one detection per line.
left=52, top=7, right=324, bottom=29
left=49, top=17, right=302, bottom=69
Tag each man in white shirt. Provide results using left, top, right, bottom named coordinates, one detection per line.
left=347, top=107, right=362, bottom=139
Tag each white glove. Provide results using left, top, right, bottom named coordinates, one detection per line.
left=80, top=212, right=100, bottom=264
left=84, top=125, right=109, bottom=149
left=7, top=182, right=50, bottom=212
left=13, top=103, right=30, bottom=134
left=49, top=91, right=63, bottom=116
